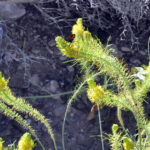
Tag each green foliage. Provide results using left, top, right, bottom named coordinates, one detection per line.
left=108, top=124, right=135, bottom=150
left=108, top=124, right=123, bottom=150
left=0, top=137, right=4, bottom=150
left=0, top=72, right=57, bottom=150
left=56, top=18, right=150, bottom=150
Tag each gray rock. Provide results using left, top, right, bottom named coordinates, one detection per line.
left=49, top=39, right=56, bottom=47
left=129, top=58, right=141, bottom=66
left=60, top=56, right=67, bottom=61
left=45, top=80, right=59, bottom=93
left=30, top=74, right=40, bottom=86
left=121, top=46, right=131, bottom=52
left=0, top=3, right=26, bottom=19
left=67, top=66, right=74, bottom=72
left=47, top=111, right=52, bottom=116
left=54, top=105, right=66, bottom=117
left=26, top=119, right=32, bottom=125
left=139, top=50, right=146, bottom=56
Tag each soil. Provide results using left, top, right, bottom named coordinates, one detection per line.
left=0, top=2, right=150, bottom=150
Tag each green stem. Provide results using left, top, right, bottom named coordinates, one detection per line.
left=1, top=90, right=57, bottom=150
left=117, top=107, right=125, bottom=130
left=23, top=89, right=85, bottom=100
left=62, top=72, right=101, bottom=150
left=97, top=104, right=105, bottom=150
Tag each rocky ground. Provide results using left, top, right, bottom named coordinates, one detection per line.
left=0, top=1, right=150, bottom=150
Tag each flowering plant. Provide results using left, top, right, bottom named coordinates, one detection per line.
left=56, top=18, right=150, bottom=150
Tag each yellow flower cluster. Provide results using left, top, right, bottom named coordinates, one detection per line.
left=18, top=132, right=34, bottom=150
left=0, top=73, right=8, bottom=91
left=123, top=137, right=134, bottom=150
left=69, top=43, right=80, bottom=58
left=55, top=36, right=80, bottom=58
left=0, top=138, right=3, bottom=150
left=87, top=80, right=104, bottom=103
left=56, top=18, right=94, bottom=59
left=72, top=18, right=84, bottom=36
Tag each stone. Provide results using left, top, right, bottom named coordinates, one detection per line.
left=0, top=3, right=26, bottom=20
left=60, top=56, right=67, bottom=61
left=121, top=46, right=131, bottom=52
left=45, top=80, right=59, bottom=93
left=26, top=119, right=32, bottom=125
left=30, top=74, right=40, bottom=86
left=50, top=80, right=59, bottom=93
left=139, top=50, right=146, bottom=56
left=49, top=39, right=56, bottom=47
left=54, top=105, right=66, bottom=117
left=67, top=66, right=74, bottom=72
left=129, top=58, right=141, bottom=66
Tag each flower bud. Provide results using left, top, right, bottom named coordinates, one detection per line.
left=18, top=132, right=34, bottom=150
left=123, top=137, right=134, bottom=150
left=56, top=36, right=80, bottom=58
left=0, top=138, right=3, bottom=150
left=0, top=72, right=8, bottom=91
left=87, top=80, right=104, bottom=103
left=112, top=124, right=119, bottom=134
left=72, top=18, right=84, bottom=36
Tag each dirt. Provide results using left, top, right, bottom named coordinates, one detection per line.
left=0, top=2, right=150, bottom=150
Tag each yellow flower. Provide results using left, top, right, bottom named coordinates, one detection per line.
left=123, top=137, right=134, bottom=150
left=0, top=138, right=3, bottom=150
left=55, top=36, right=80, bottom=58
left=72, top=18, right=84, bottom=36
left=18, top=132, right=35, bottom=150
left=0, top=72, right=8, bottom=91
left=83, top=31, right=92, bottom=41
left=112, top=124, right=119, bottom=134
left=87, top=80, right=104, bottom=103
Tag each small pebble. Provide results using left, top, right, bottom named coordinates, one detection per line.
left=49, top=39, right=56, bottom=47
left=60, top=56, right=67, bottom=61
left=67, top=66, right=74, bottom=72
left=26, top=119, right=32, bottom=125
left=45, top=80, right=59, bottom=93
left=0, top=4, right=26, bottom=19
left=139, top=50, right=146, bottom=56
left=54, top=105, right=66, bottom=117
left=30, top=74, right=40, bottom=85
left=129, top=58, right=141, bottom=66
left=121, top=46, right=131, bottom=52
